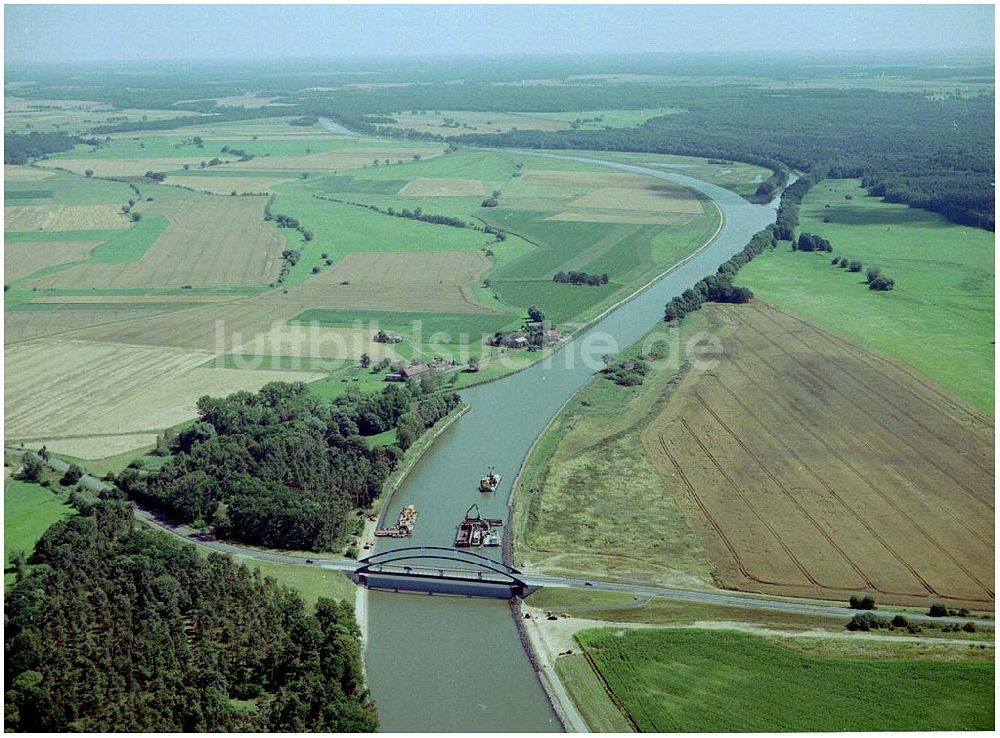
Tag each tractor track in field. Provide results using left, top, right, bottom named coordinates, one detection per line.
left=737, top=307, right=994, bottom=512
left=754, top=305, right=995, bottom=491
left=691, top=389, right=891, bottom=597
left=726, top=338, right=993, bottom=602
left=678, top=418, right=826, bottom=590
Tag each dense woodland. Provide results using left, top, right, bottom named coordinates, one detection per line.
left=4, top=501, right=376, bottom=731
left=116, top=381, right=459, bottom=550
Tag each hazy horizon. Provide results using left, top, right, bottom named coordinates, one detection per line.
left=5, top=4, right=995, bottom=64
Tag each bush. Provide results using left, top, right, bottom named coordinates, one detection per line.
left=17, top=455, right=44, bottom=482
left=848, top=260, right=863, bottom=272
left=60, top=464, right=84, bottom=486
left=928, top=603, right=949, bottom=617
left=891, top=614, right=909, bottom=628
left=962, top=621, right=977, bottom=633
left=846, top=612, right=890, bottom=631
left=849, top=594, right=876, bottom=610
left=869, top=275, right=895, bottom=291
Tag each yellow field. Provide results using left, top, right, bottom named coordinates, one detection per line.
left=316, top=251, right=491, bottom=285
left=546, top=211, right=693, bottom=225
left=397, top=177, right=486, bottom=197
left=5, top=309, right=175, bottom=345
left=39, top=157, right=213, bottom=177
left=4, top=340, right=212, bottom=438
left=568, top=186, right=705, bottom=214
left=34, top=434, right=159, bottom=460
left=5, top=339, right=324, bottom=446
left=4, top=204, right=130, bottom=232
left=5, top=240, right=99, bottom=280
left=164, top=174, right=295, bottom=195
left=216, top=146, right=443, bottom=172
left=27, top=294, right=237, bottom=305
left=3, top=165, right=54, bottom=181
left=235, top=325, right=404, bottom=361
left=25, top=197, right=284, bottom=289
left=68, top=282, right=500, bottom=352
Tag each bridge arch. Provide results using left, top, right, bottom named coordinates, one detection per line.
left=352, top=546, right=534, bottom=598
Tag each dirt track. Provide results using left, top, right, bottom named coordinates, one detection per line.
left=642, top=302, right=994, bottom=609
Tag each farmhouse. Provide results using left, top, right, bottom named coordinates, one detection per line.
left=385, top=363, right=432, bottom=381
left=374, top=330, right=404, bottom=344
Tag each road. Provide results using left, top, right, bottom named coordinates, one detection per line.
left=8, top=447, right=993, bottom=630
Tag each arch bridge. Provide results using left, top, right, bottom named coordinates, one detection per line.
left=350, top=546, right=537, bottom=599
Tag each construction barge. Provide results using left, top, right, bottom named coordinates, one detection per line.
left=374, top=505, right=418, bottom=538
left=479, top=467, right=502, bottom=493
left=454, top=504, right=503, bottom=547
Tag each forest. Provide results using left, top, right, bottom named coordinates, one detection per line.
left=4, top=500, right=376, bottom=732
left=116, top=381, right=460, bottom=550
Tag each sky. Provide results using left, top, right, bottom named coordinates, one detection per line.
left=4, top=4, right=995, bottom=64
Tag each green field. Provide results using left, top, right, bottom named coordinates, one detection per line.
left=90, top=214, right=168, bottom=262
left=736, top=179, right=994, bottom=411
left=4, top=476, right=74, bottom=587
left=242, top=559, right=356, bottom=608
left=577, top=628, right=995, bottom=731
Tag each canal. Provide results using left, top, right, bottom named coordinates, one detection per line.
left=365, top=155, right=779, bottom=731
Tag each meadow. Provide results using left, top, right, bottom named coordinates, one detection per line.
left=576, top=628, right=994, bottom=731
left=736, top=178, right=994, bottom=411
left=381, top=107, right=684, bottom=136
left=4, top=475, right=74, bottom=587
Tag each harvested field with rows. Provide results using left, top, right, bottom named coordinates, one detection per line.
left=24, top=197, right=284, bottom=288
left=396, top=177, right=487, bottom=197
left=642, top=302, right=994, bottom=609
left=5, top=339, right=324, bottom=448
left=4, top=204, right=130, bottom=232
left=5, top=240, right=99, bottom=280
left=66, top=282, right=501, bottom=352
left=5, top=308, right=175, bottom=344
left=316, top=250, right=491, bottom=285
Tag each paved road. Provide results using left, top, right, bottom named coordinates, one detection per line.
left=9, top=447, right=993, bottom=630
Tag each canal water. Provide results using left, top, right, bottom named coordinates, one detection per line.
left=365, top=157, right=779, bottom=731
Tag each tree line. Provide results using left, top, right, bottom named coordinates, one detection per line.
left=553, top=270, right=610, bottom=286
left=4, top=500, right=376, bottom=731
left=663, top=227, right=778, bottom=322
left=116, top=381, right=459, bottom=551
left=4, top=131, right=82, bottom=164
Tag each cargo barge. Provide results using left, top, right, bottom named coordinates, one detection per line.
left=454, top=503, right=503, bottom=547
left=374, top=505, right=418, bottom=538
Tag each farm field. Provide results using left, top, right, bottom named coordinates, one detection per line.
left=4, top=339, right=324, bottom=452
left=642, top=302, right=994, bottom=608
left=575, top=628, right=994, bottom=731
left=4, top=121, right=722, bottom=466
left=380, top=108, right=683, bottom=136
left=515, top=300, right=995, bottom=609
left=736, top=178, right=995, bottom=411
left=22, top=197, right=284, bottom=288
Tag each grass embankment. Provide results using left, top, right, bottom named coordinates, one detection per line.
left=512, top=311, right=717, bottom=587
left=554, top=654, right=634, bottom=732
left=736, top=178, right=994, bottom=411
left=575, top=628, right=994, bottom=731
